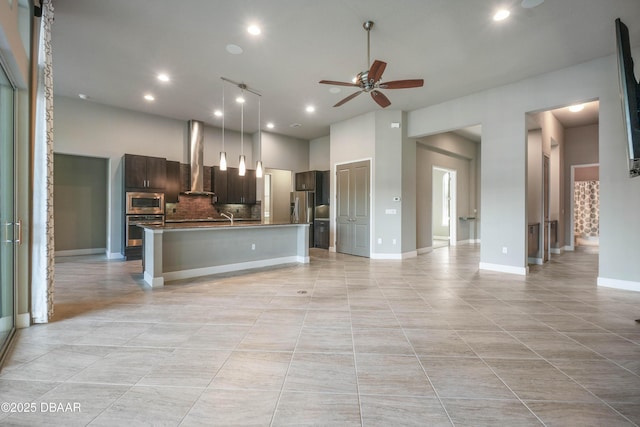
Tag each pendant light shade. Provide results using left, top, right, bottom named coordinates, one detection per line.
left=239, top=155, right=246, bottom=176
left=256, top=160, right=263, bottom=178
left=219, top=151, right=227, bottom=170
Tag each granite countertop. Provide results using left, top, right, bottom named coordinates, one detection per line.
left=165, top=218, right=261, bottom=223
left=141, top=221, right=305, bottom=230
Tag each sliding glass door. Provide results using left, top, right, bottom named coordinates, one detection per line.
left=0, top=63, right=16, bottom=358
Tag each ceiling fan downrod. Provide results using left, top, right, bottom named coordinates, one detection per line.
left=363, top=20, right=374, bottom=69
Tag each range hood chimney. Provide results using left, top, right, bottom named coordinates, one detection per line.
left=185, top=120, right=214, bottom=195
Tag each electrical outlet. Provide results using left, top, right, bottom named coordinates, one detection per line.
left=392, top=239, right=397, bottom=245
left=377, top=238, right=382, bottom=244
left=251, top=243, right=256, bottom=250
left=502, top=246, right=508, bottom=254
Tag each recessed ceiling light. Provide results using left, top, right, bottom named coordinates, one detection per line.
left=236, top=96, right=245, bottom=104
left=247, top=25, right=261, bottom=36
left=306, top=105, right=315, bottom=113
left=78, top=93, right=89, bottom=100
left=266, top=122, right=275, bottom=129
left=157, top=73, right=170, bottom=82
left=144, top=94, right=155, bottom=101
left=493, top=9, right=510, bottom=21
left=214, top=110, right=223, bottom=117
left=226, top=44, right=243, bottom=55
left=568, top=104, right=584, bottom=112
left=521, top=0, right=544, bottom=8
left=329, top=87, right=341, bottom=94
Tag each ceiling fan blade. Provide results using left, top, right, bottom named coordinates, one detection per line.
left=333, top=91, right=362, bottom=107
left=319, top=80, right=359, bottom=87
left=371, top=90, right=391, bottom=108
left=368, top=60, right=387, bottom=82
left=379, top=79, right=424, bottom=89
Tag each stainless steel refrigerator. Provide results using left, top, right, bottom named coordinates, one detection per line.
left=290, top=191, right=314, bottom=247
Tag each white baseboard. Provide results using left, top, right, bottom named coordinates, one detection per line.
left=563, top=245, right=575, bottom=252
left=597, top=277, right=640, bottom=292
left=433, top=235, right=450, bottom=240
left=528, top=257, right=543, bottom=265
left=458, top=239, right=481, bottom=245
left=551, top=248, right=563, bottom=254
left=417, top=247, right=433, bottom=254
left=108, top=252, right=125, bottom=260
left=16, top=313, right=30, bottom=328
left=55, top=248, right=105, bottom=257
left=371, top=251, right=417, bottom=260
left=329, top=246, right=336, bottom=253
left=479, top=262, right=528, bottom=276
left=144, top=271, right=165, bottom=288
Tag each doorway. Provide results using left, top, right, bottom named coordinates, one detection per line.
left=53, top=154, right=109, bottom=256
left=526, top=100, right=599, bottom=264
left=571, top=164, right=599, bottom=253
left=432, top=167, right=457, bottom=248
left=263, top=168, right=292, bottom=224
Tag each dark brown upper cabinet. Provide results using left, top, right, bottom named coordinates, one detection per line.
left=295, top=170, right=330, bottom=205
left=124, top=154, right=166, bottom=191
left=213, top=166, right=256, bottom=204
left=165, top=160, right=181, bottom=203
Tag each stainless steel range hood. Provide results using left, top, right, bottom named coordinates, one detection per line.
left=185, top=120, right=214, bottom=195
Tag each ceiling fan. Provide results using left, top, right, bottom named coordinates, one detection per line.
left=319, top=21, right=424, bottom=108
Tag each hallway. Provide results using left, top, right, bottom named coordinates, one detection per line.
left=1, top=246, right=639, bottom=426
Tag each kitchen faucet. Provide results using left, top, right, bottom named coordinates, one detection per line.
left=221, top=212, right=234, bottom=225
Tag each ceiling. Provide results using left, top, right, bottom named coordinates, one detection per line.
left=50, top=0, right=640, bottom=141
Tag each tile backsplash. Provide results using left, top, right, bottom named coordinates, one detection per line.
left=166, top=194, right=261, bottom=220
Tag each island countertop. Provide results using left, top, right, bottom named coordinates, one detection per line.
left=141, top=221, right=301, bottom=230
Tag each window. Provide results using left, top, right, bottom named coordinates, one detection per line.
left=442, top=172, right=450, bottom=227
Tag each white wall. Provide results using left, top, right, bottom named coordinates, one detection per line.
left=259, top=132, right=309, bottom=172
left=408, top=53, right=640, bottom=288
left=309, top=135, right=330, bottom=170
left=373, top=110, right=406, bottom=257
left=540, top=111, right=565, bottom=249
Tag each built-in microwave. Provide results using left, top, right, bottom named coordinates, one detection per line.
left=126, top=192, right=165, bottom=215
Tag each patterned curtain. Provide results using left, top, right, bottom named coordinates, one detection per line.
left=574, top=180, right=599, bottom=238
left=32, top=0, right=55, bottom=323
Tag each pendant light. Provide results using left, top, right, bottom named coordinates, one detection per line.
left=219, top=79, right=227, bottom=170
left=256, top=96, right=263, bottom=178
left=220, top=77, right=263, bottom=178
left=238, top=88, right=246, bottom=177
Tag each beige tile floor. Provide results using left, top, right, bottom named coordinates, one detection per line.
left=1, top=245, right=639, bottom=426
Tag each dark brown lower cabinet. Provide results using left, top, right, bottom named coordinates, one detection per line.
left=314, top=220, right=329, bottom=249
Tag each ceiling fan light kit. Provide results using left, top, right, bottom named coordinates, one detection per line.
left=319, top=20, right=424, bottom=108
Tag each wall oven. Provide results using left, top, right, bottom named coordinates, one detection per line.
left=126, top=192, right=165, bottom=215
left=126, top=214, right=164, bottom=247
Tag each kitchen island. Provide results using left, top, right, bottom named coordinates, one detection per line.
left=140, top=222, right=309, bottom=287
